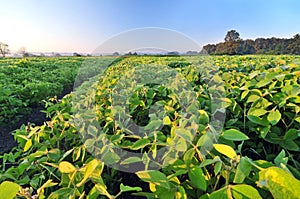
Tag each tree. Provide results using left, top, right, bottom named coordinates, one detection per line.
left=0, top=42, right=9, bottom=57
left=73, top=52, right=81, bottom=57
left=226, top=41, right=240, bottom=55
left=167, top=51, right=179, bottom=55
left=186, top=51, right=198, bottom=55
left=203, top=30, right=300, bottom=55
left=18, top=46, right=26, bottom=55
left=254, top=38, right=268, bottom=54
left=215, top=42, right=227, bottom=55
left=112, top=52, right=119, bottom=56
left=224, top=30, right=241, bottom=42
left=287, top=34, right=300, bottom=54
left=18, top=46, right=29, bottom=57
left=240, top=39, right=255, bottom=54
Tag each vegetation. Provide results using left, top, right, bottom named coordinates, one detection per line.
left=0, top=42, right=9, bottom=57
left=203, top=30, right=300, bottom=55
left=0, top=57, right=115, bottom=125
left=0, top=57, right=82, bottom=125
left=0, top=55, right=300, bottom=198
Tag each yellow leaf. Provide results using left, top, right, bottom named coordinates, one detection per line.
left=163, top=116, right=172, bottom=125
left=59, top=161, right=76, bottom=173
left=0, top=181, right=20, bottom=199
left=213, top=144, right=237, bottom=159
left=77, top=159, right=102, bottom=187
left=24, top=139, right=32, bottom=152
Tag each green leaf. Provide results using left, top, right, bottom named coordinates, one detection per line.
left=284, top=129, right=299, bottom=140
left=144, top=120, right=163, bottom=131
left=247, top=95, right=260, bottom=103
left=274, top=150, right=288, bottom=166
left=226, top=118, right=238, bottom=126
left=131, top=138, right=150, bottom=150
left=48, top=148, right=61, bottom=162
left=136, top=170, right=170, bottom=189
left=247, top=115, right=269, bottom=126
left=258, top=167, right=300, bottom=199
left=200, top=156, right=220, bottom=167
left=231, top=184, right=262, bottom=199
left=214, top=161, right=222, bottom=175
left=199, top=110, right=209, bottom=124
left=249, top=71, right=260, bottom=79
left=175, top=128, right=193, bottom=142
left=248, top=108, right=268, bottom=117
left=77, top=159, right=102, bottom=187
left=156, top=187, right=176, bottom=199
left=210, top=187, right=228, bottom=199
left=213, top=144, right=237, bottom=159
left=198, top=193, right=210, bottom=199
left=176, top=186, right=187, bottom=199
left=211, top=185, right=262, bottom=199
left=280, top=140, right=299, bottom=151
left=267, top=110, right=281, bottom=125
left=59, top=148, right=74, bottom=162
left=120, top=183, right=142, bottom=192
left=257, top=79, right=270, bottom=88
left=222, top=129, right=249, bottom=141
left=102, top=151, right=120, bottom=165
left=183, top=148, right=196, bottom=165
left=48, top=188, right=74, bottom=199
left=37, top=179, right=58, bottom=197
left=220, top=97, right=232, bottom=108
left=87, top=187, right=99, bottom=199
left=26, top=150, right=47, bottom=159
left=110, top=134, right=125, bottom=143
left=84, top=139, right=95, bottom=148
left=88, top=125, right=99, bottom=137
left=0, top=181, right=20, bottom=199
left=258, top=125, right=271, bottom=138
left=176, top=137, right=188, bottom=152
left=253, top=160, right=274, bottom=169
left=241, top=90, right=249, bottom=100
left=233, top=157, right=252, bottom=183
left=120, top=157, right=143, bottom=165
left=188, top=166, right=207, bottom=191
left=251, top=89, right=263, bottom=97
left=59, top=161, right=76, bottom=173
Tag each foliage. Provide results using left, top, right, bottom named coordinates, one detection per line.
left=0, top=55, right=300, bottom=198
left=224, top=30, right=241, bottom=42
left=204, top=31, right=300, bottom=55
left=0, top=57, right=115, bottom=125
left=0, top=42, right=9, bottom=57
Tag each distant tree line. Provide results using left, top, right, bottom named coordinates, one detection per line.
left=203, top=30, right=300, bottom=55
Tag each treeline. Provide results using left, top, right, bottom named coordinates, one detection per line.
left=203, top=30, right=300, bottom=55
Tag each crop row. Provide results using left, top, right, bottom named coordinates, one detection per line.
left=0, top=57, right=115, bottom=125
left=0, top=55, right=299, bottom=198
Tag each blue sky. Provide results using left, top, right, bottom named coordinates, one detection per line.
left=1, top=0, right=300, bottom=53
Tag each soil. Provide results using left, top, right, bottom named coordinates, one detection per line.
left=0, top=106, right=47, bottom=154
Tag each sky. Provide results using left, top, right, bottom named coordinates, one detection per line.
left=1, top=0, right=300, bottom=53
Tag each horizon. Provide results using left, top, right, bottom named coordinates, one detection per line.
left=1, top=0, right=300, bottom=54
left=9, top=33, right=300, bottom=55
